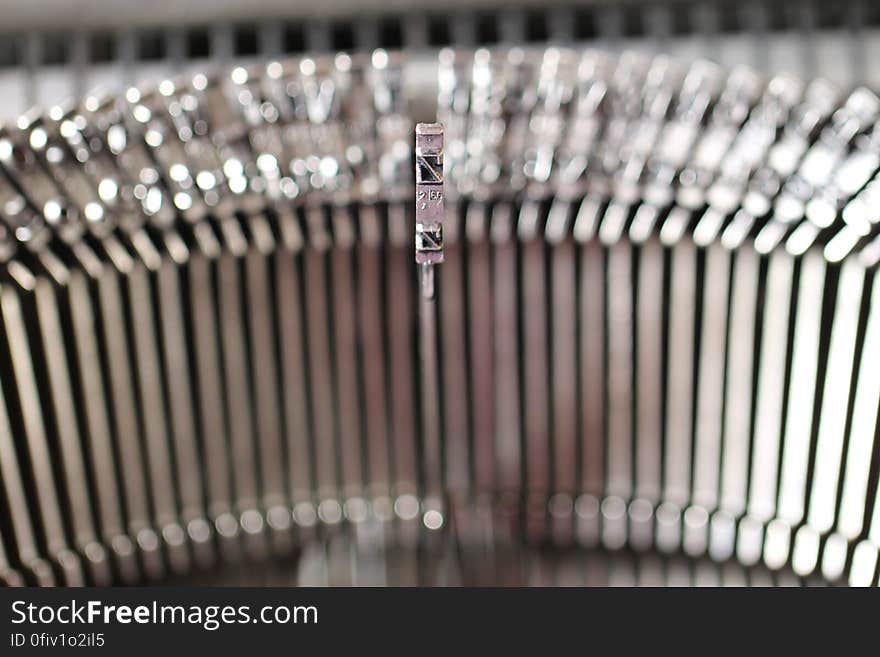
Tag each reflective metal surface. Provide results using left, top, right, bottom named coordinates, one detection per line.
left=0, top=46, right=878, bottom=588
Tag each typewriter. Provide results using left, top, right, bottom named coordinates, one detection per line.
left=0, top=1, right=878, bottom=587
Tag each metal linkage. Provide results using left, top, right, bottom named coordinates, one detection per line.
left=0, top=47, right=878, bottom=587
left=414, top=122, right=444, bottom=298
